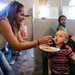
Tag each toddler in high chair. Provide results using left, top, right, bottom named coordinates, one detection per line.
left=48, top=30, right=75, bottom=75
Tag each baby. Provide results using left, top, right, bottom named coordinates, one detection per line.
left=48, top=30, right=75, bottom=75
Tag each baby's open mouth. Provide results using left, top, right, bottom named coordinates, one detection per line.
left=55, top=39, right=58, bottom=42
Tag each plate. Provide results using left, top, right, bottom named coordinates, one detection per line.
left=39, top=46, right=60, bottom=52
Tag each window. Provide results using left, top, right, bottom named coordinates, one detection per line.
left=0, top=3, right=7, bottom=11
left=39, top=5, right=50, bottom=19
left=63, top=0, right=75, bottom=19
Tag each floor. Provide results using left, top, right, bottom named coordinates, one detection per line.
left=11, top=48, right=43, bottom=75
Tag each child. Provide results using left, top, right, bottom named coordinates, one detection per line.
left=57, top=15, right=75, bottom=40
left=48, top=30, right=75, bottom=75
left=57, top=15, right=67, bottom=32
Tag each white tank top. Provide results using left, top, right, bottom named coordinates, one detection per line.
left=0, top=33, right=7, bottom=49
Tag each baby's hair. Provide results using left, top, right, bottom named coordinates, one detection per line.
left=58, top=30, right=69, bottom=39
left=58, top=15, right=67, bottom=24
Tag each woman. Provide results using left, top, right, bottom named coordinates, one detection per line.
left=0, top=1, right=52, bottom=75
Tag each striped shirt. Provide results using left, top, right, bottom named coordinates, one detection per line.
left=48, top=44, right=74, bottom=74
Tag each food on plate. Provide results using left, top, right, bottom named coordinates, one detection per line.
left=42, top=46, right=53, bottom=50
left=40, top=46, right=60, bottom=52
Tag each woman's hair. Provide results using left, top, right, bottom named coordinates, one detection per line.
left=0, top=1, right=24, bottom=32
left=58, top=15, right=67, bottom=24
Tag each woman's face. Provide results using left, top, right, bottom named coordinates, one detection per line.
left=16, top=7, right=25, bottom=25
left=60, top=17, right=66, bottom=25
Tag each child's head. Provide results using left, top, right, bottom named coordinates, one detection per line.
left=54, top=30, right=68, bottom=45
left=58, top=15, right=67, bottom=25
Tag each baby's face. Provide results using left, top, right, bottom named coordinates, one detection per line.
left=54, top=30, right=68, bottom=45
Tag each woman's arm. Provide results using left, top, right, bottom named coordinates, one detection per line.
left=17, top=23, right=29, bottom=43
left=0, top=20, right=52, bottom=51
left=70, top=54, right=75, bottom=65
left=16, top=30, right=29, bottom=43
left=71, top=36, right=75, bottom=42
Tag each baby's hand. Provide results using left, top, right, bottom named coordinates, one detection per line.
left=48, top=70, right=51, bottom=75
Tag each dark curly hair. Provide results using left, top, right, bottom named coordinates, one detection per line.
left=0, top=1, right=24, bottom=32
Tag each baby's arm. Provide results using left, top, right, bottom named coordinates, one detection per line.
left=48, top=58, right=51, bottom=75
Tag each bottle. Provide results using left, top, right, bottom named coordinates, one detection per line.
left=21, top=26, right=27, bottom=39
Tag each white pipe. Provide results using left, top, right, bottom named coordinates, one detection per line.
left=60, top=0, right=62, bottom=15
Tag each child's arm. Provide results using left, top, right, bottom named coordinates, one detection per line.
left=48, top=58, right=51, bottom=75
left=58, top=26, right=63, bottom=30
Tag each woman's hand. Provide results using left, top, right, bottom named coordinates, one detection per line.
left=39, top=36, right=53, bottom=45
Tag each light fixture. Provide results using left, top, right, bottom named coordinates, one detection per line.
left=39, top=0, right=47, bottom=6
